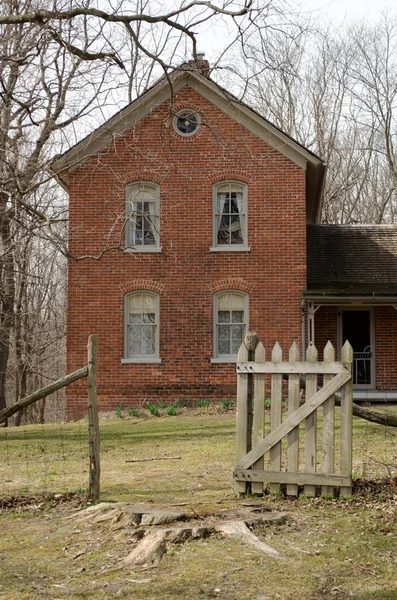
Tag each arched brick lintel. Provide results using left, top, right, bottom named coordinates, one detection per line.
left=208, top=278, right=254, bottom=294
left=121, top=173, right=164, bottom=186
left=119, top=280, right=165, bottom=295
left=207, top=171, right=249, bottom=185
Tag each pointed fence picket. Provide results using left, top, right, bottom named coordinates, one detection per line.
left=234, top=334, right=353, bottom=498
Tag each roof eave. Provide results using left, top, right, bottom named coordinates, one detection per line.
left=303, top=293, right=397, bottom=305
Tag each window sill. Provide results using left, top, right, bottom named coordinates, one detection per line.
left=210, top=246, right=250, bottom=252
left=211, top=357, right=237, bottom=364
left=121, top=358, right=162, bottom=364
left=124, top=247, right=162, bottom=253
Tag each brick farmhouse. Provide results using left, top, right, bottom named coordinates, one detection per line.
left=51, top=59, right=397, bottom=420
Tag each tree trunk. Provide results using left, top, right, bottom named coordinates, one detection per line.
left=0, top=201, right=16, bottom=426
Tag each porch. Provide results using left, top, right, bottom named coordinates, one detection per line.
left=303, top=299, right=397, bottom=401
left=306, top=224, right=397, bottom=401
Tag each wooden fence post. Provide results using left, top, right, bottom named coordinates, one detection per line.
left=305, top=343, right=318, bottom=498
left=252, top=341, right=266, bottom=495
left=287, top=341, right=300, bottom=497
left=246, top=332, right=259, bottom=454
left=340, top=340, right=353, bottom=498
left=87, top=335, right=100, bottom=502
left=322, top=341, right=336, bottom=497
left=235, top=332, right=258, bottom=495
left=269, top=342, right=283, bottom=495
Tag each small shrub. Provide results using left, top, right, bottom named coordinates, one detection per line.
left=174, top=399, right=188, bottom=408
left=197, top=399, right=211, bottom=408
left=128, top=407, right=138, bottom=417
left=146, top=402, right=160, bottom=417
left=166, top=404, right=177, bottom=416
left=265, top=398, right=271, bottom=410
left=116, top=403, right=124, bottom=419
left=221, top=399, right=234, bottom=410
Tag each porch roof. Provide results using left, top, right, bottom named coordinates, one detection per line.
left=306, top=224, right=397, bottom=300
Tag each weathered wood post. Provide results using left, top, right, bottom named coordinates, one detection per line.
left=305, top=343, right=318, bottom=498
left=235, top=332, right=258, bottom=495
left=322, top=341, right=336, bottom=497
left=269, top=342, right=283, bottom=494
left=246, top=332, right=259, bottom=454
left=340, top=340, right=353, bottom=498
left=287, top=341, right=300, bottom=497
left=252, top=341, right=266, bottom=495
left=87, top=335, right=100, bottom=502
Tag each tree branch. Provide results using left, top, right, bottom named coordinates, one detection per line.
left=0, top=2, right=253, bottom=27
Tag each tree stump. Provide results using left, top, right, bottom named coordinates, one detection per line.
left=68, top=502, right=289, bottom=567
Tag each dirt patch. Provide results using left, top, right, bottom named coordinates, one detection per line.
left=352, top=477, right=397, bottom=500
left=0, top=492, right=89, bottom=513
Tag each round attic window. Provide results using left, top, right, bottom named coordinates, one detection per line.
left=173, top=110, right=200, bottom=136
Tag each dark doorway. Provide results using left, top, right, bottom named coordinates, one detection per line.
left=341, top=310, right=372, bottom=386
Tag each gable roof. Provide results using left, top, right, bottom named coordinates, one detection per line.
left=306, top=224, right=397, bottom=298
left=51, top=64, right=326, bottom=223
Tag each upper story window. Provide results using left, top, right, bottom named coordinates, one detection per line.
left=122, top=292, right=160, bottom=363
left=125, top=182, right=160, bottom=252
left=173, top=109, right=200, bottom=137
left=212, top=291, right=248, bottom=362
left=211, top=181, right=249, bottom=251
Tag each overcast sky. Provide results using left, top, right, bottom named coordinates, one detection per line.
left=300, top=0, right=397, bottom=21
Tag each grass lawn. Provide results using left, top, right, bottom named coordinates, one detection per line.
left=1, top=406, right=397, bottom=599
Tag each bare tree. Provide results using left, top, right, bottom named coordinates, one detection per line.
left=0, top=0, right=306, bottom=423
left=241, top=16, right=397, bottom=225
left=0, top=0, right=116, bottom=419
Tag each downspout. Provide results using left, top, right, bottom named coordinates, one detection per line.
left=301, top=298, right=306, bottom=361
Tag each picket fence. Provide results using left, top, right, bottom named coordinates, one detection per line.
left=234, top=333, right=353, bottom=498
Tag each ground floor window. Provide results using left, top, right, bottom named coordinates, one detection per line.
left=214, top=291, right=248, bottom=360
left=124, top=292, right=159, bottom=361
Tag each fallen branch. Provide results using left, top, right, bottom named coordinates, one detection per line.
left=349, top=402, right=397, bottom=428
left=126, top=456, right=181, bottom=463
left=286, top=374, right=397, bottom=429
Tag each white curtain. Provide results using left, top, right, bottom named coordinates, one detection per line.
left=236, top=190, right=243, bottom=216
left=217, top=192, right=227, bottom=235
left=148, top=200, right=157, bottom=241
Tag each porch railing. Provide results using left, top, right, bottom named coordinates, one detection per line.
left=353, top=349, right=371, bottom=385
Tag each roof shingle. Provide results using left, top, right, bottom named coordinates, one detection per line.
left=307, top=224, right=397, bottom=296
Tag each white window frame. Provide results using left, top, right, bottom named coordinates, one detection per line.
left=121, top=291, right=161, bottom=363
left=211, top=181, right=250, bottom=252
left=211, top=291, right=249, bottom=363
left=173, top=109, right=201, bottom=137
left=125, top=182, right=161, bottom=252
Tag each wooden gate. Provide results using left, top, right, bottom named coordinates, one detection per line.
left=234, top=333, right=353, bottom=498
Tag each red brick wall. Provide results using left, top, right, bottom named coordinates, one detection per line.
left=375, top=307, right=397, bottom=391
left=66, top=85, right=307, bottom=419
left=312, top=306, right=337, bottom=358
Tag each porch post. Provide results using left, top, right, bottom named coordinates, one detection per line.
left=307, top=302, right=315, bottom=346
